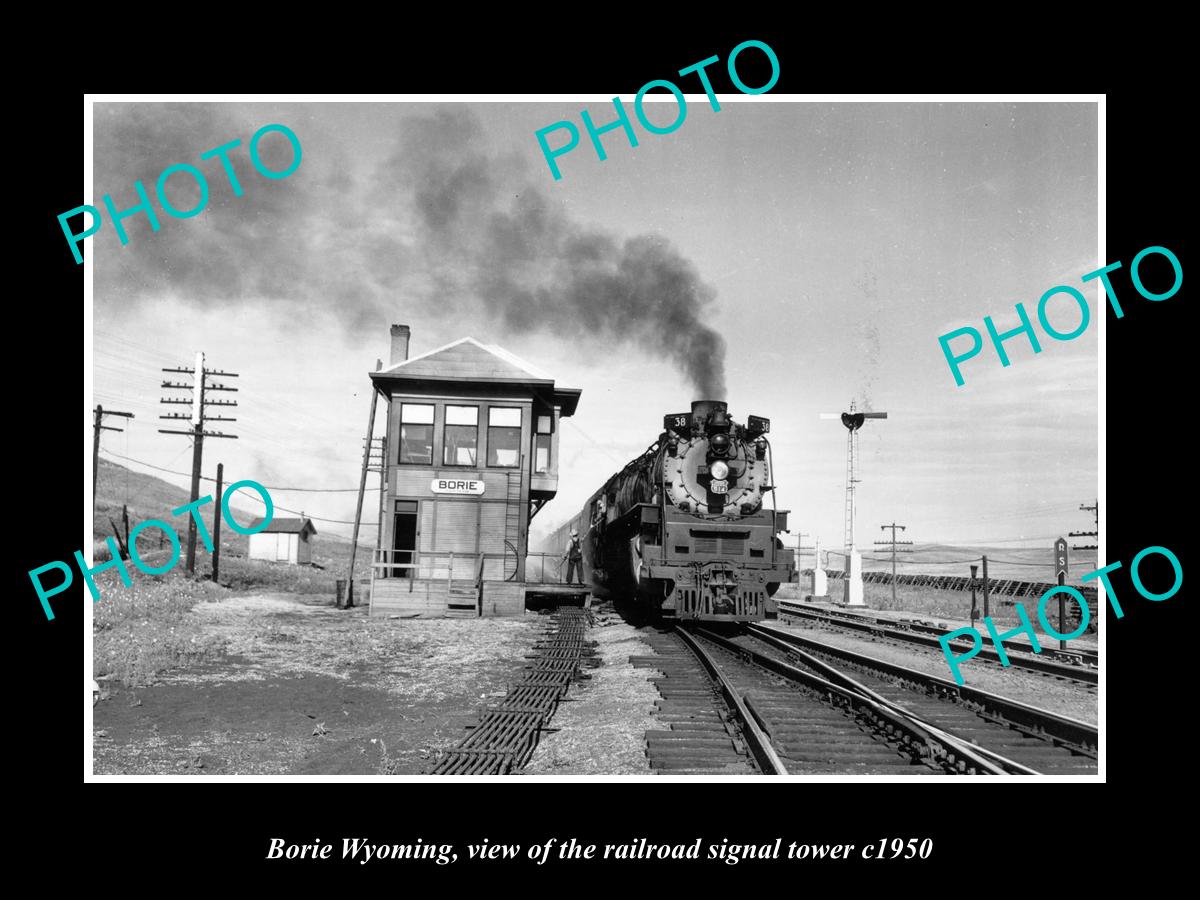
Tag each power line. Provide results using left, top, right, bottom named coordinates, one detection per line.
left=103, top=451, right=374, bottom=528
left=93, top=410, right=361, bottom=467
left=826, top=550, right=983, bottom=565
left=916, top=504, right=1086, bottom=529
left=562, top=418, right=628, bottom=467
left=229, top=487, right=377, bottom=526
left=98, top=449, right=376, bottom=527
left=99, top=449, right=362, bottom=492
left=927, top=535, right=1067, bottom=545
left=95, top=329, right=360, bottom=431
left=1071, top=499, right=1099, bottom=551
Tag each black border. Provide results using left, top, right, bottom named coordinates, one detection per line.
left=17, top=29, right=1189, bottom=882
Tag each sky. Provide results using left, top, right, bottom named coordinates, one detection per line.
left=89, top=99, right=1099, bottom=552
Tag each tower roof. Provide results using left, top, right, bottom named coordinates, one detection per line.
left=369, top=337, right=580, bottom=415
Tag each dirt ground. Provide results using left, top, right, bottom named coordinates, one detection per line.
left=523, top=606, right=658, bottom=775
left=93, top=592, right=537, bottom=775
left=91, top=583, right=1096, bottom=776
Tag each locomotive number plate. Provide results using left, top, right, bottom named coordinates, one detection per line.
left=710, top=479, right=729, bottom=494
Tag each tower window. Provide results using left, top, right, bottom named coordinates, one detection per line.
left=399, top=403, right=434, bottom=465
left=443, top=405, right=478, bottom=466
left=487, top=407, right=522, bottom=467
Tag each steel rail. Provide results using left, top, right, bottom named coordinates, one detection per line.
left=776, top=601, right=1098, bottom=684
left=739, top=626, right=1041, bottom=775
left=691, top=627, right=1010, bottom=776
left=753, top=622, right=1097, bottom=755
left=673, top=626, right=788, bottom=775
left=783, top=601, right=1100, bottom=663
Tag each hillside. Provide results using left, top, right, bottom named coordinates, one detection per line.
left=94, top=459, right=372, bottom=583
left=95, top=458, right=260, bottom=546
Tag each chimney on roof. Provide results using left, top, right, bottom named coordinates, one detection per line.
left=390, top=324, right=411, bottom=365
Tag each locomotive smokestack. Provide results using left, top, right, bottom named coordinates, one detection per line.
left=691, top=399, right=727, bottom=420
left=389, top=324, right=411, bottom=365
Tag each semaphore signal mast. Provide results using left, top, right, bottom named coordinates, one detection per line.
left=820, top=400, right=888, bottom=553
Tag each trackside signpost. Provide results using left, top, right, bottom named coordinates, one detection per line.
left=938, top=542, right=1183, bottom=685
left=1054, top=536, right=1069, bottom=651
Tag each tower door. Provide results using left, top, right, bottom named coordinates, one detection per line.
left=392, top=500, right=419, bottom=577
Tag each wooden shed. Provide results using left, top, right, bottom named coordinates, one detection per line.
left=367, top=326, right=583, bottom=617
left=248, top=517, right=317, bottom=565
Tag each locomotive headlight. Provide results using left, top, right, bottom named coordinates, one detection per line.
left=709, top=461, right=729, bottom=480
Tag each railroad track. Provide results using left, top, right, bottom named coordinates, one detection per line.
left=426, top=607, right=593, bottom=775
left=631, top=621, right=1096, bottom=776
left=780, top=601, right=1100, bottom=665
left=631, top=629, right=774, bottom=774
left=777, top=600, right=1098, bottom=685
left=736, top=623, right=1097, bottom=775
left=637, top=624, right=1042, bottom=775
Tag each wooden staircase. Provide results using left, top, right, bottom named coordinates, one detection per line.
left=446, top=578, right=480, bottom=617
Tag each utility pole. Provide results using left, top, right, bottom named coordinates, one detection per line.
left=794, top=531, right=813, bottom=573
left=981, top=555, right=990, bottom=620
left=160, top=353, right=239, bottom=574
left=211, top=462, right=224, bottom=583
left=811, top=537, right=828, bottom=598
left=92, top=405, right=134, bottom=509
left=875, top=522, right=913, bottom=607
left=347, top=363, right=383, bottom=610
left=969, top=563, right=980, bottom=623
left=1070, top=500, right=1099, bottom=551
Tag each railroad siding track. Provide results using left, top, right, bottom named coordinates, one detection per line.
left=426, top=608, right=594, bottom=775
left=782, top=601, right=1099, bottom=664
left=777, top=601, right=1098, bottom=685
left=743, top=624, right=1097, bottom=776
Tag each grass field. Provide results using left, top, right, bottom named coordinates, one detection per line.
left=92, top=569, right=230, bottom=687
left=93, top=593, right=537, bottom=775
left=93, top=459, right=375, bottom=688
left=94, top=458, right=373, bottom=585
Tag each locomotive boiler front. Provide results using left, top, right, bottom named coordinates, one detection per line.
left=552, top=398, right=793, bottom=622
left=663, top=400, right=771, bottom=517
left=650, top=399, right=790, bottom=620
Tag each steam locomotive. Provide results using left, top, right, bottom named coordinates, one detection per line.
left=544, top=400, right=795, bottom=621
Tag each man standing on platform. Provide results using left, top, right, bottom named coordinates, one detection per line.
left=563, top=528, right=585, bottom=585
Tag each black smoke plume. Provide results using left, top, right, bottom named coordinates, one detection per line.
left=93, top=104, right=726, bottom=397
